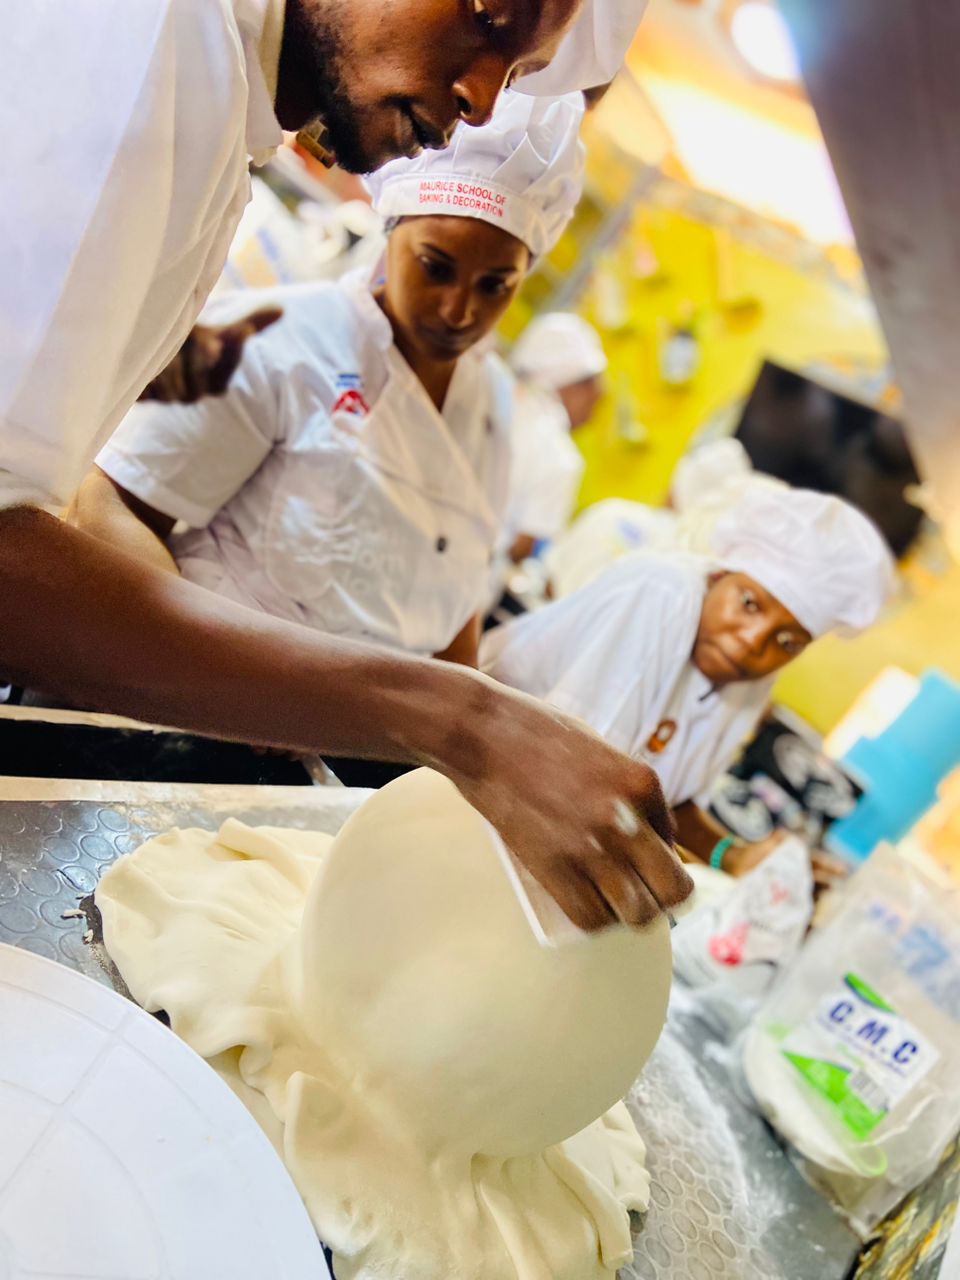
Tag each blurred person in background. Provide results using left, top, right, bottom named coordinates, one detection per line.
left=546, top=437, right=755, bottom=598
left=502, top=312, right=608, bottom=568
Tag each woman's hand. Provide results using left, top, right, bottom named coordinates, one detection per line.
left=811, top=849, right=848, bottom=893
left=722, top=833, right=849, bottom=895
left=721, top=830, right=787, bottom=878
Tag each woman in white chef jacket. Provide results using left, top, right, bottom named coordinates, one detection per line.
left=72, top=91, right=584, bottom=686
left=482, top=486, right=896, bottom=874
left=545, top=437, right=755, bottom=599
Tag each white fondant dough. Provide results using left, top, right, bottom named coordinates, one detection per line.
left=96, top=769, right=672, bottom=1279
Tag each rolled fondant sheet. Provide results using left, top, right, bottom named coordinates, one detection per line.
left=97, top=768, right=672, bottom=1279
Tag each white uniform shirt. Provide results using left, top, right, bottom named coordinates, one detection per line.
left=98, top=276, right=513, bottom=657
left=504, top=381, right=586, bottom=542
left=480, top=552, right=773, bottom=806
left=545, top=498, right=679, bottom=598
left=0, top=0, right=283, bottom=511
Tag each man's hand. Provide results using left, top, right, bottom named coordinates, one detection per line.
left=139, top=309, right=282, bottom=403
left=446, top=687, right=693, bottom=932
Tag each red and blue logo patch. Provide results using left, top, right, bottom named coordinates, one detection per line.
left=332, top=373, right=369, bottom=418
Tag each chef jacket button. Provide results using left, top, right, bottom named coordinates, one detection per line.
left=436, top=536, right=448, bottom=553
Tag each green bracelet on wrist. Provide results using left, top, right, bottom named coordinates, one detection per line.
left=710, top=836, right=737, bottom=871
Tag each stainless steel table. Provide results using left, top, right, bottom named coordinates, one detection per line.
left=0, top=780, right=861, bottom=1279
left=623, top=993, right=861, bottom=1280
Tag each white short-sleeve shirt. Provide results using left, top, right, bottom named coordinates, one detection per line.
left=98, top=276, right=514, bottom=657
left=0, top=0, right=282, bottom=512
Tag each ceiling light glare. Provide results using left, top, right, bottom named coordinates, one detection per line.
left=731, top=2, right=801, bottom=82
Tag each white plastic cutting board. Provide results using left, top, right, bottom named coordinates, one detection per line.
left=0, top=943, right=329, bottom=1279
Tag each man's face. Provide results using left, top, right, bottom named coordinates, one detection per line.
left=277, top=0, right=581, bottom=173
left=692, top=572, right=812, bottom=687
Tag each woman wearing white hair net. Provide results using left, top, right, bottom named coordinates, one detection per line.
left=77, top=91, right=585, bottom=672
left=483, top=486, right=896, bottom=876
left=74, top=93, right=615, bottom=795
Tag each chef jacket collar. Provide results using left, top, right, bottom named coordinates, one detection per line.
left=339, top=264, right=397, bottom=355
left=237, top=0, right=285, bottom=165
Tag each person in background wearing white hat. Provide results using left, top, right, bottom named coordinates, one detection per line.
left=669, top=438, right=753, bottom=515
left=498, top=313, right=609, bottom=572
left=482, top=487, right=896, bottom=877
left=70, top=92, right=587, bottom=789
left=545, top=436, right=755, bottom=599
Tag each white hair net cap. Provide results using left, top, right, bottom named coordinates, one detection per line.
left=710, top=487, right=897, bottom=638
left=517, top=0, right=649, bottom=96
left=673, top=474, right=787, bottom=558
left=671, top=439, right=753, bottom=514
left=510, top=312, right=608, bottom=389
left=365, top=91, right=585, bottom=259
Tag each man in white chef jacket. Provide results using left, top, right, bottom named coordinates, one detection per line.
left=0, top=1, right=692, bottom=932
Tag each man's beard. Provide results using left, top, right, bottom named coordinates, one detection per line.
left=279, top=0, right=378, bottom=174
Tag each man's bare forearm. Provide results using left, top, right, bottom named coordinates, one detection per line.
left=0, top=506, right=484, bottom=767
left=0, top=507, right=694, bottom=932
left=67, top=468, right=179, bottom=576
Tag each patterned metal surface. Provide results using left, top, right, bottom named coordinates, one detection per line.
left=0, top=796, right=860, bottom=1279
left=625, top=1032, right=775, bottom=1280
left=624, top=1015, right=859, bottom=1280
left=0, top=799, right=122, bottom=984
left=0, top=795, right=363, bottom=989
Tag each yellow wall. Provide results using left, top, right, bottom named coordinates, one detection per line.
left=572, top=200, right=888, bottom=509
left=508, top=186, right=960, bottom=736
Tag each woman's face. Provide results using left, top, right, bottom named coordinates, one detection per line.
left=381, top=216, right=530, bottom=366
left=692, top=572, right=812, bottom=686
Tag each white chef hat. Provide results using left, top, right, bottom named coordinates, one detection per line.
left=518, top=0, right=649, bottom=96
left=510, top=312, right=608, bottom=389
left=671, top=438, right=753, bottom=514
left=365, top=90, right=584, bottom=260
left=709, top=487, right=897, bottom=638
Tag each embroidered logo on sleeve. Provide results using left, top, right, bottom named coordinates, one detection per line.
left=332, top=373, right=370, bottom=418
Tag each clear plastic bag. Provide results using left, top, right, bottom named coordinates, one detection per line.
left=742, top=845, right=960, bottom=1235
left=671, top=836, right=814, bottom=1037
